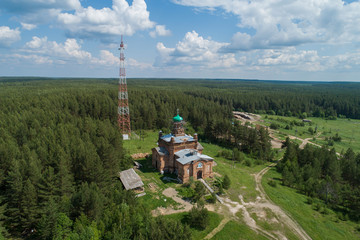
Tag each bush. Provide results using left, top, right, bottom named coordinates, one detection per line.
left=306, top=197, right=313, bottom=205
left=270, top=123, right=279, bottom=130
left=206, top=193, right=216, bottom=204
left=187, top=204, right=209, bottom=230
left=222, top=175, right=231, bottom=190
left=177, top=187, right=195, bottom=199
left=268, top=179, right=277, bottom=187
left=244, top=159, right=252, bottom=167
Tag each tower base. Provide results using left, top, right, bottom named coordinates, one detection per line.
left=122, top=134, right=130, bottom=140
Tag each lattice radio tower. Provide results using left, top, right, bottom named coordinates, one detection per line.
left=117, top=35, right=131, bottom=139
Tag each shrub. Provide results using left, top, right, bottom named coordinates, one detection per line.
left=306, top=197, right=313, bottom=205
left=187, top=204, right=209, bottom=230
left=270, top=123, right=279, bottom=130
left=268, top=179, right=277, bottom=187
left=244, top=159, right=252, bottom=167
left=222, top=175, right=231, bottom=190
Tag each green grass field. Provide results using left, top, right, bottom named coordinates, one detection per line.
left=257, top=115, right=360, bottom=153
left=201, top=142, right=268, bottom=202
left=211, top=220, right=268, bottom=240
left=262, top=167, right=360, bottom=240
left=164, top=211, right=223, bottom=240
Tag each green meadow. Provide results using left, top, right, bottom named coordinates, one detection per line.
left=263, top=167, right=360, bottom=240
left=257, top=115, right=360, bottom=153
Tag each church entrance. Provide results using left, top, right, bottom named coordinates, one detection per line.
left=197, top=170, right=202, bottom=179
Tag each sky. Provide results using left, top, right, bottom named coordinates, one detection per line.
left=0, top=0, right=360, bottom=81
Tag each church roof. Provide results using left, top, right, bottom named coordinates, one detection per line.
left=175, top=149, right=213, bottom=165
left=173, top=114, right=183, bottom=122
left=154, top=146, right=169, bottom=156
left=161, top=133, right=196, bottom=143
left=119, top=168, right=144, bottom=190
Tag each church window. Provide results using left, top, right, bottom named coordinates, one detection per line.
left=187, top=168, right=189, bottom=174
left=197, top=162, right=203, bottom=168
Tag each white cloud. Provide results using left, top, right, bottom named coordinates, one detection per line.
left=24, top=36, right=92, bottom=62
left=156, top=31, right=237, bottom=68
left=156, top=31, right=360, bottom=75
left=21, top=23, right=37, bottom=30
left=11, top=53, right=53, bottom=64
left=19, top=36, right=153, bottom=70
left=0, top=0, right=81, bottom=24
left=150, top=25, right=171, bottom=38
left=0, top=0, right=80, bottom=13
left=174, top=0, right=360, bottom=50
left=58, top=0, right=155, bottom=39
left=0, top=26, right=21, bottom=47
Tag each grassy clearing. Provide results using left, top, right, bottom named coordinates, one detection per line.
left=164, top=211, right=223, bottom=240
left=123, top=130, right=158, bottom=155
left=257, top=115, right=360, bottom=153
left=262, top=167, right=360, bottom=240
left=201, top=142, right=268, bottom=202
left=211, top=220, right=268, bottom=240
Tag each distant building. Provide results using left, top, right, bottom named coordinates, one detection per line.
left=152, top=114, right=214, bottom=183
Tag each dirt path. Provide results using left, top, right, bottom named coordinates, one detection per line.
left=203, top=218, right=230, bottom=239
left=253, top=163, right=312, bottom=240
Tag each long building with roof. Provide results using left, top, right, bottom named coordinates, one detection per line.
left=152, top=114, right=214, bottom=183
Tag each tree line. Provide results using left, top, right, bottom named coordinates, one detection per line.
left=277, top=139, right=360, bottom=220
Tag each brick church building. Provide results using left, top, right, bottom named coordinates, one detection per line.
left=152, top=114, right=214, bottom=183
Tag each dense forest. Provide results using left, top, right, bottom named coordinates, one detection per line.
left=1, top=77, right=360, bottom=239
left=277, top=140, right=360, bottom=221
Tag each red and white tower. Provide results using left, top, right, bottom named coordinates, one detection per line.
left=117, top=35, right=131, bottom=139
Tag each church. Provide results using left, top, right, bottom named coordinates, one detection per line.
left=152, top=113, right=214, bottom=183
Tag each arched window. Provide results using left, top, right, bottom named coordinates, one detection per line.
left=197, top=162, right=203, bottom=168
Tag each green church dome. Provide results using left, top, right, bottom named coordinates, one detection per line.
left=173, top=114, right=183, bottom=122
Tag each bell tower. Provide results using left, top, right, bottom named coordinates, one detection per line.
left=172, top=109, right=185, bottom=137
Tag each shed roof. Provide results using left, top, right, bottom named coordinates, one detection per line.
left=119, top=168, right=144, bottom=190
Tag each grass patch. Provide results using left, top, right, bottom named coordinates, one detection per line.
left=211, top=220, right=268, bottom=240
left=123, top=130, right=158, bottom=155
left=257, top=115, right=360, bottom=153
left=164, top=211, right=223, bottom=240
left=201, top=142, right=268, bottom=202
left=263, top=167, right=360, bottom=240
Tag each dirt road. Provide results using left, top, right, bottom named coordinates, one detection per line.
left=253, top=163, right=312, bottom=240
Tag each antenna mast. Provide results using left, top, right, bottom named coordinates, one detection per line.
left=118, top=35, right=131, bottom=139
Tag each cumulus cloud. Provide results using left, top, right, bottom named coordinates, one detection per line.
left=18, top=36, right=153, bottom=70
left=21, top=23, right=37, bottom=31
left=174, top=0, right=360, bottom=50
left=58, top=0, right=155, bottom=40
left=156, top=31, right=237, bottom=68
left=0, top=26, right=21, bottom=47
left=0, top=0, right=81, bottom=24
left=24, top=36, right=92, bottom=63
left=156, top=30, right=360, bottom=75
left=0, top=0, right=80, bottom=13
left=150, top=25, right=171, bottom=38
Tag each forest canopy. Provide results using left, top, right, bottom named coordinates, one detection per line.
left=1, top=77, right=360, bottom=238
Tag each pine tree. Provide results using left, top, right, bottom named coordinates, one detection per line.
left=21, top=179, right=38, bottom=231
left=223, top=174, right=231, bottom=190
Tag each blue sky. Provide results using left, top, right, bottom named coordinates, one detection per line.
left=0, top=0, right=360, bottom=81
